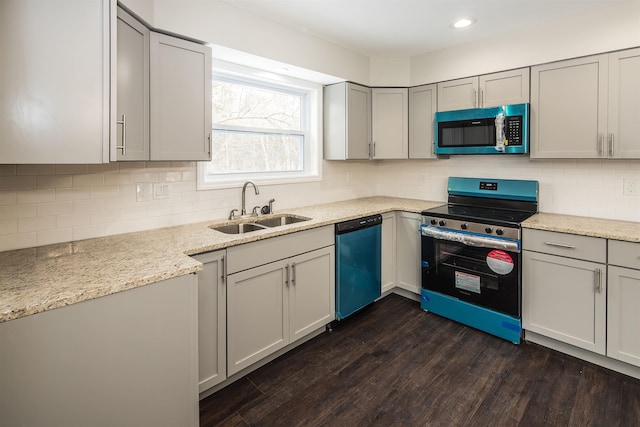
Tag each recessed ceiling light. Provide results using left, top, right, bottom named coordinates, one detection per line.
left=450, top=17, right=477, bottom=29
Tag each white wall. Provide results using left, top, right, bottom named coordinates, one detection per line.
left=370, top=57, right=411, bottom=86
left=374, top=157, right=640, bottom=222
left=0, top=161, right=376, bottom=252
left=410, top=1, right=640, bottom=84
left=151, top=0, right=371, bottom=85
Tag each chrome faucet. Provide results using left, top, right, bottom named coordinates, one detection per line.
left=241, top=181, right=259, bottom=216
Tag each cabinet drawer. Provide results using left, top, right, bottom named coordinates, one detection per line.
left=522, top=228, right=606, bottom=263
left=609, top=240, right=640, bottom=270
left=227, top=226, right=334, bottom=274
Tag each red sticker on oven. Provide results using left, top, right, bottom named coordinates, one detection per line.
left=486, top=250, right=514, bottom=275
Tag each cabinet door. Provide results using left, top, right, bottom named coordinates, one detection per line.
left=437, top=77, right=478, bottom=111
left=150, top=32, right=212, bottom=161
left=608, top=48, right=640, bottom=159
left=409, top=84, right=437, bottom=159
left=381, top=212, right=397, bottom=293
left=227, top=260, right=288, bottom=376
left=372, top=88, right=408, bottom=159
left=113, top=7, right=149, bottom=161
left=289, top=246, right=335, bottom=342
left=396, top=212, right=421, bottom=294
left=193, top=251, right=226, bottom=393
left=0, top=0, right=112, bottom=164
left=346, top=83, right=372, bottom=159
left=607, top=266, right=640, bottom=367
left=479, top=68, right=530, bottom=108
left=522, top=251, right=606, bottom=354
left=530, top=55, right=608, bottom=158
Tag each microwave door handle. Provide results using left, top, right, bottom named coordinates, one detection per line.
left=421, top=226, right=520, bottom=252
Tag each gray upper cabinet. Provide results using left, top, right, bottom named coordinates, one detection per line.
left=408, top=84, right=437, bottom=159
left=371, top=88, right=408, bottom=159
left=530, top=50, right=640, bottom=159
left=437, top=68, right=530, bottom=112
left=150, top=32, right=212, bottom=161
left=607, top=48, right=640, bottom=159
left=0, top=0, right=114, bottom=164
left=324, top=82, right=371, bottom=160
left=114, top=7, right=150, bottom=161
left=114, top=8, right=212, bottom=162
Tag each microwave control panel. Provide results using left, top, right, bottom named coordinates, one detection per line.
left=505, top=116, right=522, bottom=146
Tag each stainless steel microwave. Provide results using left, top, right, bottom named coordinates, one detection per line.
left=434, top=103, right=529, bottom=155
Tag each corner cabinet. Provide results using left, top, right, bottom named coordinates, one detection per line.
left=437, top=68, right=530, bottom=112
left=371, top=88, right=408, bottom=159
left=607, top=240, right=640, bottom=367
left=0, top=0, right=114, bottom=164
left=522, top=229, right=607, bottom=354
left=530, top=48, right=640, bottom=159
left=193, top=250, right=227, bottom=394
left=226, top=226, right=335, bottom=376
left=113, top=7, right=212, bottom=162
left=409, top=84, right=437, bottom=159
left=324, top=82, right=371, bottom=160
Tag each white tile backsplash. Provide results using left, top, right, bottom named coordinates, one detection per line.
left=0, top=158, right=638, bottom=252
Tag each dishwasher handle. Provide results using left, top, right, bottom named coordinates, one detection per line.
left=421, top=226, right=520, bottom=252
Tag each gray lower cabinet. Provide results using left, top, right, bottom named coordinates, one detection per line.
left=381, top=212, right=397, bottom=293
left=226, top=226, right=335, bottom=376
left=522, top=229, right=607, bottom=354
left=396, top=212, right=422, bottom=294
left=0, top=275, right=199, bottom=427
left=607, top=240, right=640, bottom=367
left=193, top=250, right=227, bottom=393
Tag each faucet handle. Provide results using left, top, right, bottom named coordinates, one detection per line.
left=251, top=206, right=261, bottom=216
left=268, top=198, right=275, bottom=213
left=228, top=209, right=238, bottom=220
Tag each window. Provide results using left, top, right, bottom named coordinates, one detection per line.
left=197, top=62, right=321, bottom=190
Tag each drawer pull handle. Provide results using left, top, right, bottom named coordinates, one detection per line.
left=543, top=241, right=576, bottom=249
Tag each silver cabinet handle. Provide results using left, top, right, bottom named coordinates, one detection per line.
left=291, top=263, right=296, bottom=286
left=594, top=268, right=602, bottom=293
left=368, top=142, right=372, bottom=159
left=597, top=133, right=604, bottom=157
left=543, top=241, right=576, bottom=249
left=116, top=114, right=127, bottom=156
left=220, top=256, right=225, bottom=284
left=373, top=142, right=376, bottom=158
left=480, top=89, right=484, bottom=107
left=608, top=133, right=614, bottom=157
left=285, top=265, right=290, bottom=287
left=473, top=89, right=477, bottom=108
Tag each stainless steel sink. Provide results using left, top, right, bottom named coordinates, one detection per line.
left=210, top=222, right=268, bottom=235
left=209, top=214, right=311, bottom=235
left=254, top=214, right=310, bottom=227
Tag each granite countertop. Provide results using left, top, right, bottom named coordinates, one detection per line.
left=522, top=212, right=640, bottom=242
left=3, top=196, right=639, bottom=324
left=0, top=196, right=443, bottom=323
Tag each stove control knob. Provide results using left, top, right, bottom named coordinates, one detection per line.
left=430, top=219, right=437, bottom=225
left=439, top=220, right=446, bottom=226
left=485, top=227, right=493, bottom=234
left=460, top=223, right=468, bottom=230
left=496, top=229, right=504, bottom=236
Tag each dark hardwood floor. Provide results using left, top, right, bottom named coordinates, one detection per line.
left=200, top=294, right=640, bottom=426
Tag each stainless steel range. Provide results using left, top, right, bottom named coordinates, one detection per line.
left=420, top=177, right=539, bottom=344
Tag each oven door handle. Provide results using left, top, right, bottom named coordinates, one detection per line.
left=421, top=226, right=521, bottom=252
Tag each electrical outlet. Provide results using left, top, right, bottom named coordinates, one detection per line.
left=136, top=182, right=152, bottom=202
left=623, top=179, right=640, bottom=196
left=153, top=183, right=170, bottom=199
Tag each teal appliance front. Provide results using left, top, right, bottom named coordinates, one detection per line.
left=335, top=215, right=382, bottom=320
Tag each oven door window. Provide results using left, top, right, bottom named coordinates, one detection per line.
left=422, top=237, right=520, bottom=317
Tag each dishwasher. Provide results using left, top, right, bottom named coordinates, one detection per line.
left=335, top=214, right=382, bottom=320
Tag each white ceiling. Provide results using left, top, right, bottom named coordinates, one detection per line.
left=221, top=0, right=630, bottom=57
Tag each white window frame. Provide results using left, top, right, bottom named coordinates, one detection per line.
left=197, top=60, right=322, bottom=190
